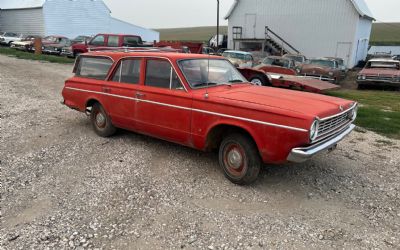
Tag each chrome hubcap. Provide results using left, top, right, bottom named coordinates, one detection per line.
left=227, top=149, right=243, bottom=169
left=95, top=113, right=106, bottom=127
left=251, top=78, right=262, bottom=86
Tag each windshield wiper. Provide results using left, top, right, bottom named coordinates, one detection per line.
left=229, top=79, right=244, bottom=83
left=194, top=82, right=218, bottom=87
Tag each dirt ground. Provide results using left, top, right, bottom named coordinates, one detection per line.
left=1, top=55, right=399, bottom=249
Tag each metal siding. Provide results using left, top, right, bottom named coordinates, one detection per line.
left=0, top=8, right=45, bottom=36
left=352, top=17, right=372, bottom=65
left=109, top=18, right=159, bottom=42
left=42, top=0, right=159, bottom=41
left=228, top=0, right=367, bottom=67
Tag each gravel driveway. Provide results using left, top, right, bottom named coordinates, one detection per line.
left=1, top=55, right=399, bottom=249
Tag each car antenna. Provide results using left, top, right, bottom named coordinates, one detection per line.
left=205, top=54, right=210, bottom=99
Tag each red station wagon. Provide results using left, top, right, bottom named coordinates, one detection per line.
left=62, top=50, right=358, bottom=185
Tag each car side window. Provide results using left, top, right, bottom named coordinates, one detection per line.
left=75, top=56, right=113, bottom=80
left=90, top=35, right=105, bottom=46
left=145, top=59, right=183, bottom=90
left=107, top=35, right=119, bottom=47
left=123, top=36, right=141, bottom=47
left=111, top=59, right=141, bottom=84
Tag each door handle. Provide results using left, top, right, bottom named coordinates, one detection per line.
left=136, top=92, right=145, bottom=98
left=102, top=87, right=111, bottom=93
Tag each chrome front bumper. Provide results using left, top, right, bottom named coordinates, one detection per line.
left=287, top=124, right=355, bottom=163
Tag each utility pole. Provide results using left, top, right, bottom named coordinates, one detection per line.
left=216, top=0, right=220, bottom=51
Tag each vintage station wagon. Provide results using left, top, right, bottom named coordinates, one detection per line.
left=62, top=49, right=357, bottom=185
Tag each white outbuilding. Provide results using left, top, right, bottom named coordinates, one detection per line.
left=0, top=0, right=159, bottom=42
left=225, top=0, right=374, bottom=68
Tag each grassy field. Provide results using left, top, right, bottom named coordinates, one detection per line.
left=327, top=90, right=400, bottom=139
left=0, top=47, right=75, bottom=64
left=370, top=23, right=400, bottom=45
left=156, top=26, right=228, bottom=42
left=157, top=23, right=400, bottom=45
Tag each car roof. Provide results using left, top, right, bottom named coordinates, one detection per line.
left=223, top=50, right=252, bottom=55
left=84, top=51, right=224, bottom=61
left=309, top=57, right=336, bottom=62
left=265, top=56, right=286, bottom=60
left=96, top=33, right=140, bottom=37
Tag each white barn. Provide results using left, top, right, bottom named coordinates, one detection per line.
left=0, top=0, right=159, bottom=42
left=225, top=0, right=374, bottom=68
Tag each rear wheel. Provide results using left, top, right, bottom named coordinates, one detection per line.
left=219, top=133, right=261, bottom=185
left=250, top=74, right=269, bottom=86
left=90, top=103, right=116, bottom=137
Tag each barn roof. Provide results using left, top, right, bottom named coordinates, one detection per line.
left=225, top=0, right=374, bottom=20
left=0, top=0, right=45, bottom=10
left=0, top=0, right=111, bottom=12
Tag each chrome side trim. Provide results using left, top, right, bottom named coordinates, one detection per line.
left=287, top=124, right=355, bottom=163
left=65, top=87, right=308, bottom=132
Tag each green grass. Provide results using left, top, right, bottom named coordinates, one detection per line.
left=370, top=23, right=400, bottom=45
left=156, top=26, right=228, bottom=42
left=0, top=47, right=74, bottom=64
left=327, top=90, right=400, bottom=139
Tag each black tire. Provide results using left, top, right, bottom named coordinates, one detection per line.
left=250, top=74, right=269, bottom=86
left=219, top=133, right=261, bottom=185
left=90, top=103, right=116, bottom=137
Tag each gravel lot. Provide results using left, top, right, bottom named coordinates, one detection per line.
left=1, top=55, right=400, bottom=249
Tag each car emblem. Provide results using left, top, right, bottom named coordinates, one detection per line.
left=339, top=105, right=344, bottom=111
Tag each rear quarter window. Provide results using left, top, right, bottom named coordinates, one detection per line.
left=75, top=56, right=114, bottom=80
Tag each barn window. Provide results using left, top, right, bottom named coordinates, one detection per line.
left=232, top=27, right=242, bottom=39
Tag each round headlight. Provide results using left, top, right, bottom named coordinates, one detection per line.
left=310, top=120, right=319, bottom=141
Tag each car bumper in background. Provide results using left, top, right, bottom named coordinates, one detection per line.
left=287, top=124, right=355, bottom=163
left=357, top=80, right=400, bottom=87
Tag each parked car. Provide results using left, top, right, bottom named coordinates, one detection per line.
left=257, top=56, right=297, bottom=71
left=283, top=54, right=307, bottom=70
left=62, top=51, right=357, bottom=185
left=392, top=55, right=400, bottom=61
left=71, top=35, right=92, bottom=45
left=216, top=48, right=228, bottom=56
left=325, top=57, right=347, bottom=77
left=0, top=32, right=23, bottom=46
left=42, top=36, right=71, bottom=55
left=71, top=33, right=146, bottom=57
left=357, top=58, right=400, bottom=88
left=300, top=58, right=342, bottom=83
left=222, top=50, right=254, bottom=67
left=10, top=35, right=39, bottom=51
left=202, top=46, right=215, bottom=55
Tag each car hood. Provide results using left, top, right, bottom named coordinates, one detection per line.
left=359, top=68, right=400, bottom=76
left=206, top=85, right=353, bottom=119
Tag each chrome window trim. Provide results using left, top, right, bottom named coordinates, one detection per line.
left=65, top=87, right=308, bottom=133
left=118, top=56, right=188, bottom=92
left=318, top=102, right=358, bottom=121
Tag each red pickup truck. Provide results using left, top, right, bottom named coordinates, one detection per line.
left=62, top=50, right=357, bottom=185
left=71, top=33, right=145, bottom=56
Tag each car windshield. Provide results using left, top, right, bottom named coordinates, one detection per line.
left=286, top=56, right=304, bottom=63
left=178, top=59, right=247, bottom=89
left=262, top=58, right=290, bottom=68
left=223, top=52, right=248, bottom=61
left=367, top=61, right=400, bottom=69
left=4, top=32, right=17, bottom=37
left=309, top=59, right=335, bottom=68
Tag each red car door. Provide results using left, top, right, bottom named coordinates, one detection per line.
left=103, top=58, right=143, bottom=130
left=135, top=58, right=192, bottom=145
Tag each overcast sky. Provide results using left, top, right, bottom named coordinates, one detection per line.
left=103, top=0, right=400, bottom=29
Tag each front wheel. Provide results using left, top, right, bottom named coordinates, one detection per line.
left=219, top=133, right=261, bottom=185
left=90, top=103, right=116, bottom=137
left=250, top=74, right=269, bottom=86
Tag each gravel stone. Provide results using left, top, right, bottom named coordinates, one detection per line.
left=1, top=55, right=400, bottom=249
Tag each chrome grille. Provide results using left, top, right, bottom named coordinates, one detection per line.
left=366, top=75, right=395, bottom=81
left=317, top=109, right=353, bottom=139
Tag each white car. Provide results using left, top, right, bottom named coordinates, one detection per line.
left=0, top=32, right=23, bottom=46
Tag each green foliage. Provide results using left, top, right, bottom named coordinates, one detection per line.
left=370, top=23, right=400, bottom=45
left=156, top=26, right=228, bottom=42
left=0, top=47, right=74, bottom=64
left=327, top=90, right=400, bottom=139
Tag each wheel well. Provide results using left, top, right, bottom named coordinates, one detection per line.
left=205, top=124, right=256, bottom=152
left=86, top=99, right=99, bottom=108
